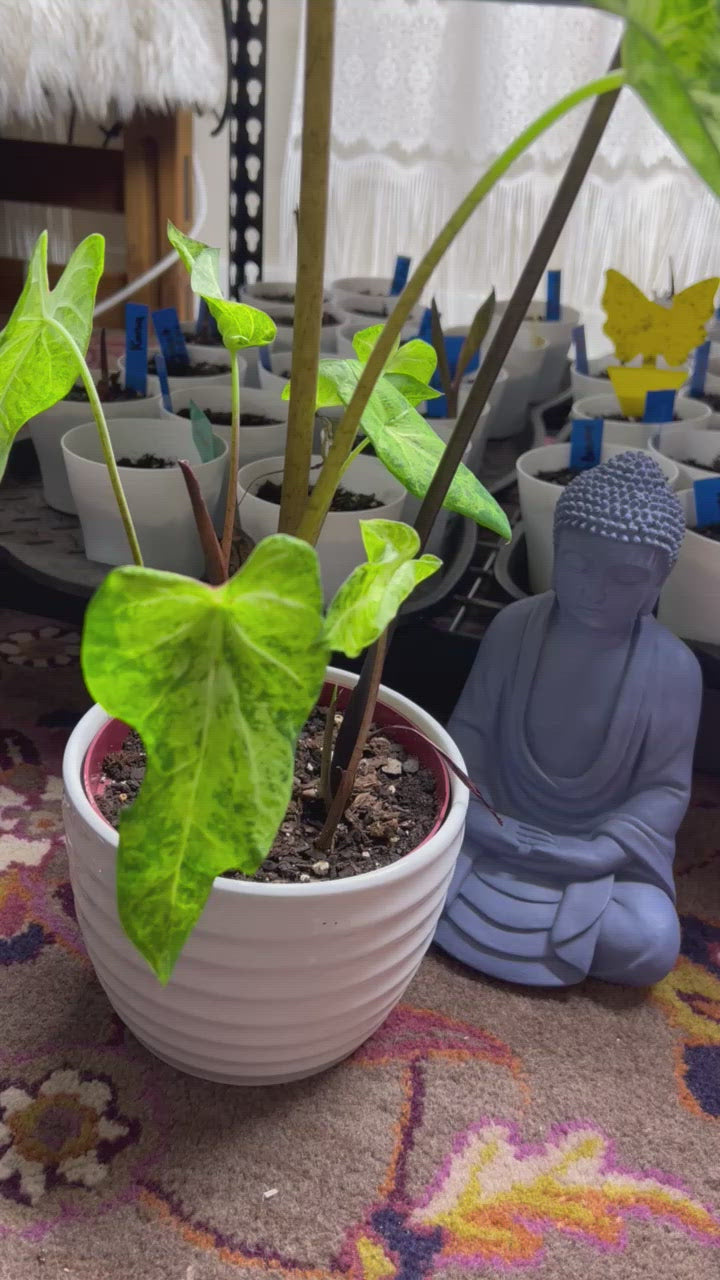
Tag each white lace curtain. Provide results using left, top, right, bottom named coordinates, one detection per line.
left=280, top=0, right=720, bottom=318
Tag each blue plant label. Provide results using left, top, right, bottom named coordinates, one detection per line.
left=154, top=353, right=173, bottom=412
left=189, top=400, right=215, bottom=463
left=425, top=335, right=477, bottom=418
left=643, top=389, right=676, bottom=422
left=196, top=298, right=220, bottom=344
left=693, top=477, right=720, bottom=529
left=572, top=324, right=589, bottom=375
left=259, top=343, right=272, bottom=371
left=546, top=270, right=561, bottom=322
left=690, top=340, right=710, bottom=397
left=389, top=255, right=411, bottom=296
left=417, top=307, right=433, bottom=341
left=124, top=303, right=148, bottom=395
left=152, top=307, right=189, bottom=366
left=569, top=418, right=603, bottom=470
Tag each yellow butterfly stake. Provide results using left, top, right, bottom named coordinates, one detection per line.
left=602, top=269, right=719, bottom=366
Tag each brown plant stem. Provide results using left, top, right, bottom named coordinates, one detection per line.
left=178, top=460, right=227, bottom=585
left=315, top=634, right=387, bottom=851
left=278, top=0, right=336, bottom=535
left=220, top=349, right=242, bottom=569
left=330, top=47, right=622, bottom=793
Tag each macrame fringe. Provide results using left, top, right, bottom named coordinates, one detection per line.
left=280, top=151, right=720, bottom=316
left=0, top=0, right=225, bottom=125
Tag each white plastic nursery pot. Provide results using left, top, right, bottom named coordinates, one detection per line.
left=517, top=442, right=681, bottom=595
left=329, top=276, right=415, bottom=314
left=570, top=353, right=619, bottom=401
left=158, top=384, right=290, bottom=466
left=118, top=348, right=243, bottom=392
left=658, top=489, right=720, bottom=645
left=62, top=668, right=469, bottom=1086
left=571, top=392, right=710, bottom=449
left=692, top=371, right=720, bottom=430
left=456, top=369, right=512, bottom=452
left=240, top=281, right=331, bottom=321
left=29, top=373, right=162, bottom=514
left=257, top=351, right=293, bottom=398
left=62, top=419, right=228, bottom=577
left=488, top=299, right=580, bottom=404
left=481, top=331, right=551, bottom=440
left=648, top=424, right=720, bottom=488
left=237, top=454, right=406, bottom=601
left=273, top=306, right=349, bottom=355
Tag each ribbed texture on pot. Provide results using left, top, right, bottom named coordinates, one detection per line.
left=63, top=683, right=468, bottom=1086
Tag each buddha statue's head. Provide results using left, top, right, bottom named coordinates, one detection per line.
left=552, top=451, right=685, bottom=632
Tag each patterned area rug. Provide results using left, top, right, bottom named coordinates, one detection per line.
left=1, top=609, right=719, bottom=1280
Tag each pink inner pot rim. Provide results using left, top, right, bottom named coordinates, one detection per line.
left=82, top=680, right=451, bottom=851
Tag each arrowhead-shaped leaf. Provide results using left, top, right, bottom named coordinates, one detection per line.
left=594, top=1, right=720, bottom=197
left=454, top=289, right=496, bottom=387
left=167, top=221, right=276, bottom=352
left=312, top=358, right=511, bottom=539
left=81, top=537, right=328, bottom=983
left=0, top=231, right=104, bottom=480
left=325, top=520, right=440, bottom=657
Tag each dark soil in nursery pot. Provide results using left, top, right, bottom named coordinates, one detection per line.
left=256, top=478, right=383, bottom=512
left=177, top=408, right=282, bottom=427
left=149, top=355, right=230, bottom=378
left=695, top=523, right=720, bottom=544
left=536, top=466, right=585, bottom=486
left=606, top=412, right=682, bottom=423
left=115, top=453, right=175, bottom=470
left=66, top=374, right=145, bottom=403
left=696, top=392, right=720, bottom=412
left=96, top=713, right=439, bottom=883
left=684, top=454, right=720, bottom=474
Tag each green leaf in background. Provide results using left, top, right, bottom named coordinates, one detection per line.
left=0, top=231, right=104, bottom=481
left=593, top=0, right=720, bottom=196
left=454, top=289, right=496, bottom=387
left=167, top=221, right=276, bottom=352
left=313, top=358, right=511, bottom=539
left=325, top=519, right=441, bottom=658
left=384, top=372, right=441, bottom=406
left=352, top=323, right=399, bottom=365
left=81, top=537, right=328, bottom=983
left=386, top=338, right=439, bottom=387
left=188, top=400, right=215, bottom=462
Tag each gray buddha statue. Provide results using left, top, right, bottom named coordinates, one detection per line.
left=436, top=450, right=701, bottom=987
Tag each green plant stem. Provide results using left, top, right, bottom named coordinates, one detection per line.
left=296, top=67, right=626, bottom=546
left=220, top=350, right=242, bottom=568
left=339, top=435, right=370, bottom=478
left=278, top=0, right=336, bottom=535
left=53, top=324, right=143, bottom=566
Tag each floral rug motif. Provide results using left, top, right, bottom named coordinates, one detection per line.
left=1, top=609, right=719, bottom=1280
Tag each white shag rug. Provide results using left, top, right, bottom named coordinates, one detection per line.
left=0, top=0, right=226, bottom=123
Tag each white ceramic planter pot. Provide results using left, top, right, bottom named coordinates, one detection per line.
left=658, top=489, right=720, bottom=645
left=158, top=384, right=290, bottom=467
left=118, top=348, right=243, bottom=393
left=649, top=424, right=720, bottom=488
left=487, top=300, right=580, bottom=404
left=571, top=392, right=711, bottom=449
left=29, top=373, right=162, bottom=514
left=480, top=331, right=551, bottom=439
left=62, top=419, right=227, bottom=576
left=401, top=415, right=481, bottom=556
left=237, top=454, right=406, bottom=601
left=517, top=442, right=681, bottom=595
left=62, top=668, right=469, bottom=1085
